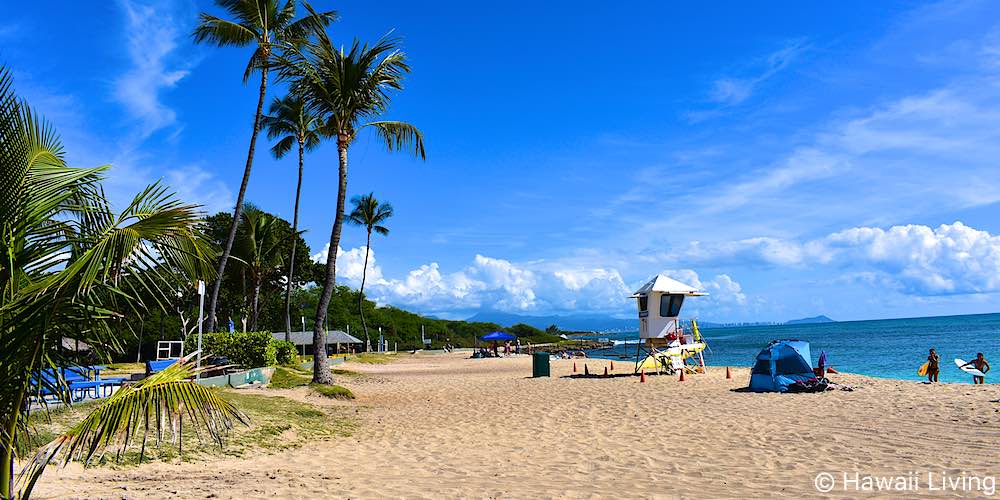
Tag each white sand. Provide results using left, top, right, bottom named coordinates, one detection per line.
left=33, top=352, right=1000, bottom=498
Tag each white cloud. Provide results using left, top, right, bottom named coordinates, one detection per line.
left=115, top=0, right=191, bottom=138
left=823, top=221, right=1000, bottom=294
left=163, top=165, right=235, bottom=214
left=660, top=269, right=752, bottom=318
left=681, top=221, right=1000, bottom=296
left=305, top=245, right=762, bottom=320
left=311, top=244, right=641, bottom=316
left=708, top=40, right=806, bottom=106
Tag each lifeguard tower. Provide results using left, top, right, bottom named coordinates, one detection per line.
left=630, top=274, right=708, bottom=374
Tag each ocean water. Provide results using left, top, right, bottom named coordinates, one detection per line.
left=577, top=312, right=1000, bottom=384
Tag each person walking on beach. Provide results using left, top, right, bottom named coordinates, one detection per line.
left=926, top=348, right=940, bottom=383
left=960, top=353, right=990, bottom=384
left=817, top=350, right=827, bottom=378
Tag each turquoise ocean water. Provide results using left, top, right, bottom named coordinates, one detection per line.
left=577, top=312, right=1000, bottom=384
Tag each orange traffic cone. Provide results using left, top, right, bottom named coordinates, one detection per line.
left=573, top=361, right=577, bottom=373
left=640, top=369, right=646, bottom=383
left=679, top=369, right=686, bottom=382
left=584, top=364, right=589, bottom=376
left=725, top=366, right=732, bottom=379
left=603, top=366, right=608, bottom=377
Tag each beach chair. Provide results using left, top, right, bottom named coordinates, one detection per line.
left=146, top=358, right=179, bottom=377
left=30, top=368, right=101, bottom=403
left=67, top=366, right=125, bottom=398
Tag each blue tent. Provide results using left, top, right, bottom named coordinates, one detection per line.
left=480, top=331, right=516, bottom=341
left=748, top=340, right=815, bottom=392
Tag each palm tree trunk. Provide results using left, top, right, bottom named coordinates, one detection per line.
left=312, top=137, right=350, bottom=384
left=2, top=343, right=39, bottom=498
left=359, top=229, right=371, bottom=348
left=1, top=395, right=21, bottom=498
left=284, top=139, right=305, bottom=341
left=205, top=64, right=269, bottom=333
left=250, top=278, right=261, bottom=331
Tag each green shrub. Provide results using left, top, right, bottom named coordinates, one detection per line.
left=273, top=340, right=297, bottom=366
left=184, top=331, right=277, bottom=368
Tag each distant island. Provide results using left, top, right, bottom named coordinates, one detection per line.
left=784, top=315, right=836, bottom=325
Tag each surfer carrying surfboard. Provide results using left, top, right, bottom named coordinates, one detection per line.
left=926, top=348, right=940, bottom=383
left=959, top=353, right=990, bottom=384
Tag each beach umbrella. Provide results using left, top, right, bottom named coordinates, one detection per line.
left=480, top=331, right=516, bottom=342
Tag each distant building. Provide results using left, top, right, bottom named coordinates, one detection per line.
left=271, top=330, right=364, bottom=354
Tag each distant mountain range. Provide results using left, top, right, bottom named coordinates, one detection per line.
left=465, top=311, right=836, bottom=331
left=465, top=311, right=636, bottom=331
left=784, top=315, right=836, bottom=325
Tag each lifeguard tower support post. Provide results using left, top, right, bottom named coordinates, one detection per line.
left=630, top=274, right=708, bottom=374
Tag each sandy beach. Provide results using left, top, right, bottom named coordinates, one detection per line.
left=33, top=352, right=1000, bottom=499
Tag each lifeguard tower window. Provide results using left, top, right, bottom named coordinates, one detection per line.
left=638, top=296, right=648, bottom=312
left=659, top=294, right=684, bottom=317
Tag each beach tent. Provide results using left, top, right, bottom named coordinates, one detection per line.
left=481, top=332, right=516, bottom=341
left=748, top=340, right=814, bottom=393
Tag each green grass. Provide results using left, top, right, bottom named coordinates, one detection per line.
left=23, top=390, right=355, bottom=467
left=309, top=383, right=355, bottom=399
left=352, top=353, right=395, bottom=364
left=269, top=366, right=311, bottom=389
left=104, top=362, right=145, bottom=376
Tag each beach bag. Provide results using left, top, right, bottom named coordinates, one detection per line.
left=787, top=377, right=830, bottom=393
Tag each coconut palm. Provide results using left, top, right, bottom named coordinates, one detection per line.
left=193, top=0, right=336, bottom=333
left=232, top=206, right=285, bottom=331
left=279, top=32, right=425, bottom=384
left=0, top=66, right=237, bottom=498
left=347, top=193, right=393, bottom=349
left=261, top=94, right=322, bottom=340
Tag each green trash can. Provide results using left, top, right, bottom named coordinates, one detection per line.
left=532, top=352, right=550, bottom=378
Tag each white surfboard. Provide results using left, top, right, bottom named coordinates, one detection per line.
left=955, top=358, right=986, bottom=377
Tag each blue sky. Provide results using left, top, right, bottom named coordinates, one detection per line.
left=6, top=0, right=1000, bottom=322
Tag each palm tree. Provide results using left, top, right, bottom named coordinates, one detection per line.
left=0, top=66, right=239, bottom=498
left=279, top=32, right=425, bottom=384
left=261, top=94, right=322, bottom=340
left=193, top=0, right=336, bottom=333
left=347, top=193, right=393, bottom=350
left=232, top=206, right=285, bottom=331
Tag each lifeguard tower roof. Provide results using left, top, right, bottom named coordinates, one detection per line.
left=631, top=274, right=708, bottom=297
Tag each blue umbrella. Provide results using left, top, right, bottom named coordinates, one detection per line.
left=480, top=331, right=516, bottom=341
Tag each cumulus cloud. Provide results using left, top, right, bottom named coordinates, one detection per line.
left=115, top=0, right=191, bottom=137
left=823, top=222, right=1000, bottom=294
left=659, top=269, right=752, bottom=318
left=306, top=244, right=762, bottom=321
left=683, top=221, right=1000, bottom=296
left=311, top=244, right=641, bottom=316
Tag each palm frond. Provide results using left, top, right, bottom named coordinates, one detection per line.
left=16, top=355, right=248, bottom=494
left=364, top=120, right=425, bottom=159
left=192, top=15, right=257, bottom=47
left=270, top=135, right=296, bottom=159
left=347, top=193, right=394, bottom=235
left=283, top=2, right=338, bottom=42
